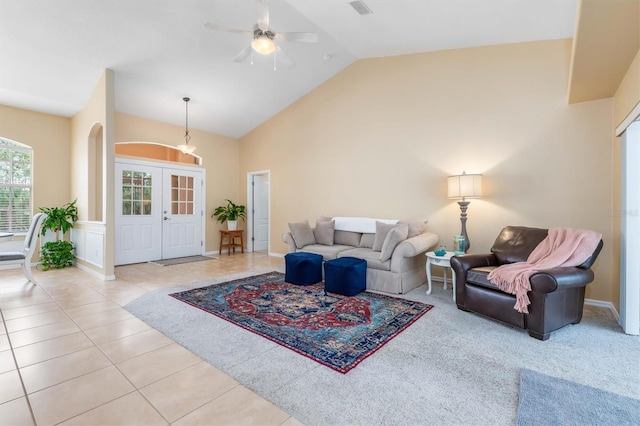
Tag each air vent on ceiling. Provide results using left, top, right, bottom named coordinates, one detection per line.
left=349, top=1, right=373, bottom=15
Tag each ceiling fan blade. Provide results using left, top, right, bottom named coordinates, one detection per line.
left=204, top=22, right=251, bottom=36
left=233, top=46, right=252, bottom=63
left=275, top=32, right=318, bottom=43
left=276, top=46, right=296, bottom=69
left=257, top=0, right=269, bottom=29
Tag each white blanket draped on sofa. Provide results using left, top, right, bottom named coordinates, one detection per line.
left=333, top=217, right=398, bottom=234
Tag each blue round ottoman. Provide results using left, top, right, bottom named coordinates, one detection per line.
left=285, top=252, right=323, bottom=285
left=324, top=256, right=367, bottom=296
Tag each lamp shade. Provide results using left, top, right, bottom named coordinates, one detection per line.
left=447, top=173, right=483, bottom=199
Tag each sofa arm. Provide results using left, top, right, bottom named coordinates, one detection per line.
left=530, top=267, right=595, bottom=294
left=281, top=232, right=297, bottom=253
left=450, top=253, right=498, bottom=274
left=450, top=253, right=498, bottom=306
left=393, top=232, right=439, bottom=258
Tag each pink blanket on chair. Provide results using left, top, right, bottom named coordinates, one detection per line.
left=487, top=228, right=602, bottom=313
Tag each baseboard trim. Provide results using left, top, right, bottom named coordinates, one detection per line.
left=585, top=298, right=620, bottom=321
left=74, top=262, right=115, bottom=281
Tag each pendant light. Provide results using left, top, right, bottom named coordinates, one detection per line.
left=177, top=97, right=196, bottom=155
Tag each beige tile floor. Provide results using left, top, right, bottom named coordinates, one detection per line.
left=0, top=253, right=304, bottom=426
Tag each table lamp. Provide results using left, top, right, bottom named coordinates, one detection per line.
left=447, top=171, right=483, bottom=252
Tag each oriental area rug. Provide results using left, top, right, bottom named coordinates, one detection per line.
left=169, top=271, right=433, bottom=373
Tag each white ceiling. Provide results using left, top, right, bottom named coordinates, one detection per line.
left=0, top=0, right=578, bottom=138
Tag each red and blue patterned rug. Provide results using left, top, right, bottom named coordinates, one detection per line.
left=169, top=271, right=433, bottom=373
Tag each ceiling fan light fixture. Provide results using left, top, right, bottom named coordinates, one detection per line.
left=251, top=35, right=276, bottom=55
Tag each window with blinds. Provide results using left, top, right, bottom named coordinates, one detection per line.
left=0, top=139, right=32, bottom=232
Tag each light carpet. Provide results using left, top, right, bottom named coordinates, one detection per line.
left=516, top=368, right=640, bottom=426
left=125, top=268, right=640, bottom=425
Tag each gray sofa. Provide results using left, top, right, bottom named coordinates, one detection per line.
left=282, top=217, right=438, bottom=294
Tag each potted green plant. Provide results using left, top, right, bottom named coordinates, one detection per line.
left=211, top=199, right=246, bottom=230
left=38, top=199, right=78, bottom=271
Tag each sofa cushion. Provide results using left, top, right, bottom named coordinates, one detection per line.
left=298, top=244, right=353, bottom=261
left=491, top=226, right=547, bottom=265
left=359, top=233, right=375, bottom=248
left=334, top=230, right=361, bottom=247
left=288, top=220, right=316, bottom=249
left=338, top=248, right=391, bottom=271
left=373, top=221, right=397, bottom=251
left=380, top=224, right=409, bottom=262
left=313, top=219, right=335, bottom=246
left=467, top=266, right=500, bottom=290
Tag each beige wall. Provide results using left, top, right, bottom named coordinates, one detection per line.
left=0, top=105, right=71, bottom=215
left=114, top=112, right=240, bottom=252
left=240, top=39, right=615, bottom=302
left=610, top=8, right=640, bottom=311
left=70, top=70, right=115, bottom=277
left=71, top=72, right=108, bottom=222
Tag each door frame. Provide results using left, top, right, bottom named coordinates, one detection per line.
left=619, top=123, right=640, bottom=335
left=616, top=111, right=640, bottom=336
left=115, top=157, right=206, bottom=263
left=246, top=170, right=270, bottom=253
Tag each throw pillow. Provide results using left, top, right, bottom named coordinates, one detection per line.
left=380, top=224, right=409, bottom=262
left=288, top=220, right=316, bottom=249
left=373, top=221, right=397, bottom=252
left=359, top=233, right=375, bottom=248
left=314, top=220, right=335, bottom=246
left=399, top=220, right=427, bottom=238
left=334, top=230, right=362, bottom=246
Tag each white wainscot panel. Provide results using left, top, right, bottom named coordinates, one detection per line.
left=71, top=228, right=86, bottom=261
left=85, top=232, right=104, bottom=268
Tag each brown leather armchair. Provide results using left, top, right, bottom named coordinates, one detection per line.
left=450, top=226, right=603, bottom=340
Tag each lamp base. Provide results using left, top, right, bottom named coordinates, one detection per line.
left=457, top=200, right=470, bottom=253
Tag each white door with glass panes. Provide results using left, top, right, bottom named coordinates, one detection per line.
left=161, top=168, right=202, bottom=259
left=115, top=163, right=162, bottom=265
left=115, top=161, right=203, bottom=265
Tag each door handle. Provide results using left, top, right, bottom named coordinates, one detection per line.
left=164, top=217, right=171, bottom=220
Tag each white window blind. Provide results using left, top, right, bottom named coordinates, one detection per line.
left=0, top=139, right=32, bottom=232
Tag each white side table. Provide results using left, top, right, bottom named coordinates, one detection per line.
left=425, top=251, right=457, bottom=301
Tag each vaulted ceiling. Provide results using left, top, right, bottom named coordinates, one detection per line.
left=1, top=0, right=581, bottom=138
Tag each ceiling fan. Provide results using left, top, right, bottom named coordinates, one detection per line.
left=204, top=0, right=318, bottom=69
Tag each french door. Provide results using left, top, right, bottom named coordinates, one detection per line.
left=115, top=160, right=203, bottom=266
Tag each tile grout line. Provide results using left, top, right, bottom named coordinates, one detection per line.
left=15, top=275, right=174, bottom=425
left=1, top=303, right=37, bottom=426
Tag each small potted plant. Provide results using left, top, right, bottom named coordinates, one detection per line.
left=38, top=199, right=78, bottom=270
left=211, top=199, right=246, bottom=230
